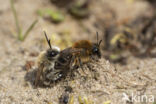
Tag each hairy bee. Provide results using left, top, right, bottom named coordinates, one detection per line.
left=55, top=32, right=102, bottom=72
left=70, top=32, right=102, bottom=69
left=35, top=32, right=61, bottom=87
left=35, top=32, right=83, bottom=87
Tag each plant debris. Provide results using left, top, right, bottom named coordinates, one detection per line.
left=24, top=60, right=35, bottom=71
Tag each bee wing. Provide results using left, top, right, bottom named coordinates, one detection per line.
left=62, top=47, right=82, bottom=54
left=54, top=48, right=82, bottom=70
left=55, top=61, right=70, bottom=70
left=34, top=64, right=44, bottom=87
left=70, top=48, right=82, bottom=53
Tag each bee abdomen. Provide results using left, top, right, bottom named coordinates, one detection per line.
left=43, top=72, right=63, bottom=85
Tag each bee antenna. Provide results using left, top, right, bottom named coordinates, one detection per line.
left=96, top=31, right=99, bottom=45
left=44, top=31, right=52, bottom=49
left=98, top=40, right=102, bottom=47
left=96, top=31, right=102, bottom=47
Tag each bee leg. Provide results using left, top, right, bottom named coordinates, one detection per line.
left=34, top=64, right=44, bottom=87
left=69, top=56, right=76, bottom=78
left=90, top=55, right=95, bottom=60
left=86, top=63, right=99, bottom=80
left=78, top=57, right=85, bottom=74
left=69, top=58, right=78, bottom=70
left=91, top=55, right=99, bottom=62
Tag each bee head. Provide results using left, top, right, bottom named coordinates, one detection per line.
left=92, top=32, right=102, bottom=58
left=46, top=47, right=60, bottom=60
left=44, top=31, right=60, bottom=60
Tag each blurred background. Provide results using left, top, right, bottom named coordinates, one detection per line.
left=0, top=0, right=156, bottom=65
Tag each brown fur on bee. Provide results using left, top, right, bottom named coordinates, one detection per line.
left=72, top=40, right=92, bottom=63
left=70, top=32, right=102, bottom=68
left=72, top=40, right=92, bottom=52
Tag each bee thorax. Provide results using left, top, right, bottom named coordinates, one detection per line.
left=52, top=46, right=60, bottom=52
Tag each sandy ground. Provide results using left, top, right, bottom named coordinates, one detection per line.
left=0, top=0, right=156, bottom=104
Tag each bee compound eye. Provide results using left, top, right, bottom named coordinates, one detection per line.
left=95, top=48, right=98, bottom=52
left=51, top=52, right=56, bottom=56
left=93, top=48, right=98, bottom=53
left=48, top=51, right=57, bottom=57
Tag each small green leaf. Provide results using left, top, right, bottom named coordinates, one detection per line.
left=37, top=9, right=64, bottom=23
left=10, top=0, right=37, bottom=41
left=10, top=0, right=21, bottom=38
left=69, top=0, right=89, bottom=18
left=23, top=19, right=38, bottom=41
left=50, top=11, right=64, bottom=23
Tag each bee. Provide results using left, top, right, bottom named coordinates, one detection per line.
left=35, top=32, right=82, bottom=87
left=70, top=32, right=102, bottom=69
left=34, top=31, right=61, bottom=87
left=55, top=32, right=102, bottom=73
